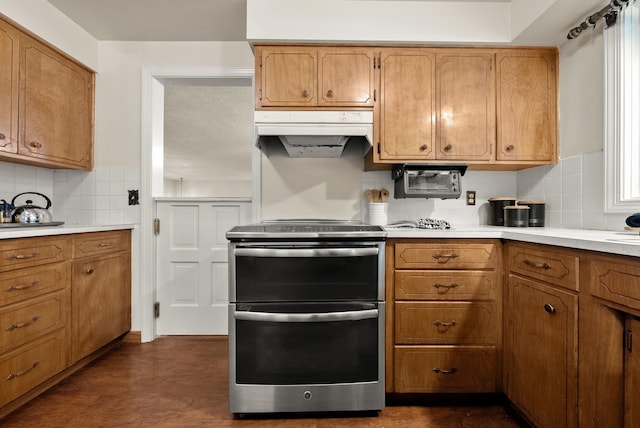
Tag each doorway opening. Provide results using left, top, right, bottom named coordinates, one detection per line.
left=141, top=67, right=257, bottom=342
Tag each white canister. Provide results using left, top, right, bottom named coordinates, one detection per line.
left=369, top=203, right=388, bottom=225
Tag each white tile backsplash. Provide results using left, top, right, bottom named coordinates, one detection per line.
left=0, top=152, right=622, bottom=231
left=51, top=166, right=141, bottom=225
left=517, top=151, right=626, bottom=231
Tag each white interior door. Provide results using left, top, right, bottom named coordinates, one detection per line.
left=156, top=199, right=250, bottom=335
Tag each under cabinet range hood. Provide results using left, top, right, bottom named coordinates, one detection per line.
left=254, top=111, right=373, bottom=158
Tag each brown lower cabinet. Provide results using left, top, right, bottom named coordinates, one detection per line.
left=386, top=239, right=502, bottom=394
left=0, top=229, right=131, bottom=416
left=72, top=232, right=131, bottom=363
left=388, top=239, right=640, bottom=428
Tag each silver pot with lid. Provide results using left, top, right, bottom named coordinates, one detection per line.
left=11, top=192, right=53, bottom=224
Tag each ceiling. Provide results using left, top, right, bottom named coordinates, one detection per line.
left=46, top=0, right=248, bottom=41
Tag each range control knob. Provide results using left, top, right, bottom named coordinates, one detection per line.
left=303, top=391, right=312, bottom=400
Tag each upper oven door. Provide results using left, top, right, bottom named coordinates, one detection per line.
left=229, top=242, right=384, bottom=302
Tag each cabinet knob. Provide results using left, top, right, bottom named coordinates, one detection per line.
left=0, top=133, right=5, bottom=140
left=506, top=144, right=515, bottom=152
left=302, top=90, right=309, bottom=98
left=326, top=89, right=334, bottom=98
left=29, top=141, right=42, bottom=149
left=444, top=144, right=453, bottom=152
left=86, top=268, right=94, bottom=275
left=544, top=303, right=556, bottom=314
left=420, top=144, right=428, bottom=151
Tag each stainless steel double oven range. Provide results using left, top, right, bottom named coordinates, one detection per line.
left=226, top=220, right=386, bottom=414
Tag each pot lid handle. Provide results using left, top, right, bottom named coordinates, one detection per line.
left=11, top=192, right=51, bottom=209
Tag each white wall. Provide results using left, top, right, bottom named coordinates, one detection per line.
left=516, top=30, right=629, bottom=231
left=362, top=170, right=517, bottom=227
left=247, top=0, right=511, bottom=44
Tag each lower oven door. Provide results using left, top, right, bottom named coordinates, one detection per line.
left=229, top=302, right=385, bottom=413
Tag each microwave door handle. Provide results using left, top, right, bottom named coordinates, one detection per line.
left=234, top=247, right=378, bottom=258
left=234, top=309, right=379, bottom=323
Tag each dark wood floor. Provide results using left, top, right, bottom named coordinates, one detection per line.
left=1, top=336, right=529, bottom=427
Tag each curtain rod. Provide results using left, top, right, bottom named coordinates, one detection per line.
left=567, top=0, right=635, bottom=39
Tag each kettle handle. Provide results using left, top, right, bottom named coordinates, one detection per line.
left=11, top=192, right=51, bottom=209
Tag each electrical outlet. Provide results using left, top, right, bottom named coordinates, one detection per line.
left=466, top=191, right=476, bottom=206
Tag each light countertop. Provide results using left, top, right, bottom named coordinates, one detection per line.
left=0, top=223, right=136, bottom=239
left=385, top=225, right=640, bottom=258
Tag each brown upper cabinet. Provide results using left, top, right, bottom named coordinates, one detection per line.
left=496, top=49, right=557, bottom=164
left=253, top=44, right=558, bottom=170
left=255, top=46, right=376, bottom=108
left=377, top=48, right=495, bottom=163
left=0, top=17, right=94, bottom=171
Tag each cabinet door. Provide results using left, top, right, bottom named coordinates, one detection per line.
left=0, top=20, right=19, bottom=154
left=72, top=252, right=130, bottom=362
left=435, top=50, right=495, bottom=161
left=506, top=274, right=577, bottom=428
left=378, top=48, right=435, bottom=160
left=318, top=47, right=375, bottom=107
left=496, top=49, right=557, bottom=162
left=18, top=34, right=94, bottom=170
left=259, top=47, right=317, bottom=107
left=626, top=316, right=640, bottom=427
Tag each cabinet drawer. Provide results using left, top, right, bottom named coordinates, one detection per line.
left=395, top=302, right=497, bottom=344
left=590, top=256, right=640, bottom=311
left=395, top=270, right=498, bottom=301
left=0, top=330, right=66, bottom=407
left=0, top=237, right=67, bottom=272
left=394, top=345, right=496, bottom=393
left=395, top=242, right=499, bottom=270
left=73, top=230, right=129, bottom=258
left=0, top=291, right=68, bottom=354
left=0, top=263, right=68, bottom=307
left=508, top=243, right=578, bottom=290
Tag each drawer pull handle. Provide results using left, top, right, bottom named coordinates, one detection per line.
left=8, top=252, right=39, bottom=260
left=432, top=320, right=458, bottom=328
left=29, top=141, right=42, bottom=149
left=97, top=243, right=112, bottom=247
left=432, top=283, right=459, bottom=291
left=5, top=361, right=39, bottom=382
left=432, top=253, right=458, bottom=260
left=6, top=281, right=37, bottom=292
left=86, top=268, right=94, bottom=275
left=432, top=367, right=457, bottom=375
left=544, top=303, right=556, bottom=314
left=523, top=259, right=552, bottom=270
left=7, top=316, right=40, bottom=331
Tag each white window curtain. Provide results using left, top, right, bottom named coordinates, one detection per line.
left=605, top=2, right=640, bottom=212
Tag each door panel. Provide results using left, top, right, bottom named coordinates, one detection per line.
left=156, top=200, right=250, bottom=335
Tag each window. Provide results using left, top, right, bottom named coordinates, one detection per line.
left=605, top=2, right=640, bottom=212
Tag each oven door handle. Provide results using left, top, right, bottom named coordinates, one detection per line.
left=234, top=309, right=379, bottom=322
left=234, top=247, right=378, bottom=258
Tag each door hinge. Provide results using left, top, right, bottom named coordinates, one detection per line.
left=627, top=328, right=633, bottom=352
left=153, top=218, right=160, bottom=235
left=154, top=302, right=160, bottom=318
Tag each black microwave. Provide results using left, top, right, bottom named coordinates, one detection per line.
left=392, top=164, right=467, bottom=199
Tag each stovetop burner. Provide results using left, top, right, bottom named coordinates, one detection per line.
left=226, top=219, right=386, bottom=241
